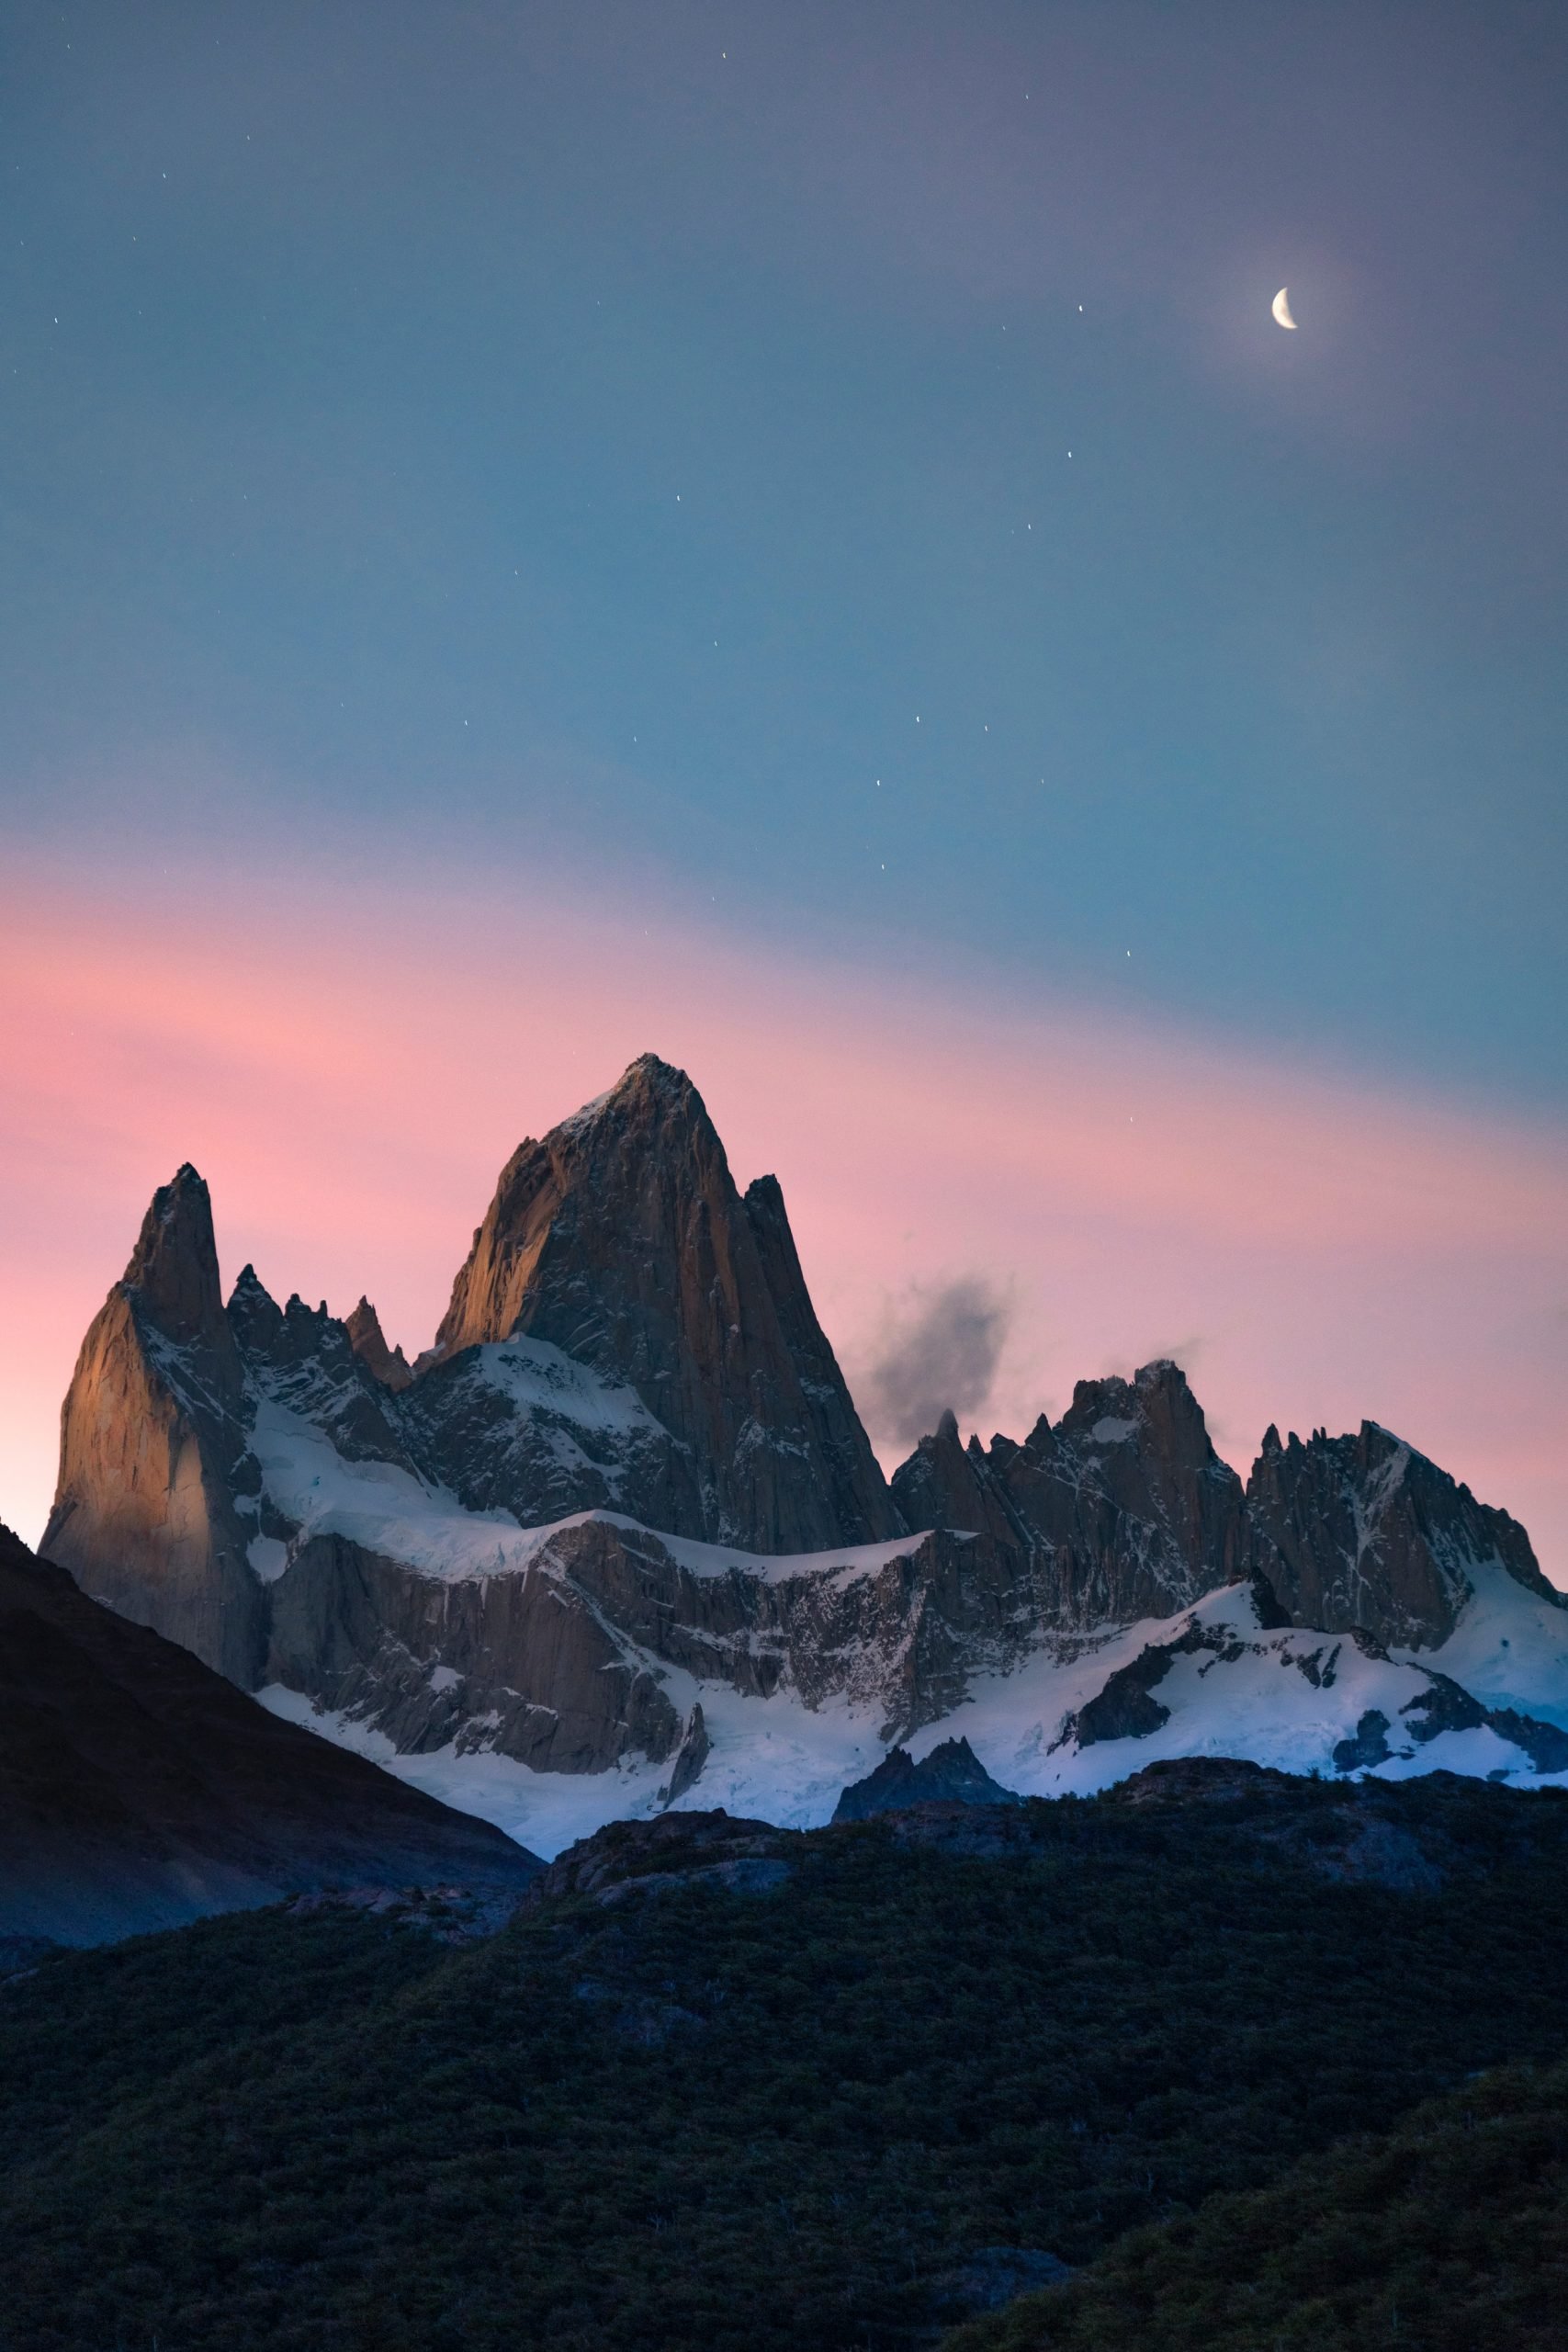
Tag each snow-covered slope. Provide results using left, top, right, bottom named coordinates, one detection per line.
left=262, top=1571, right=1568, bottom=1860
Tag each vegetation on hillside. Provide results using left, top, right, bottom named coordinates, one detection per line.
left=3, top=1770, right=1567, bottom=2351
left=948, top=2056, right=1568, bottom=2352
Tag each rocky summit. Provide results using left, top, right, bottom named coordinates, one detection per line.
left=39, top=1055, right=1568, bottom=1855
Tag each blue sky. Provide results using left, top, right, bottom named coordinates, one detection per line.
left=4, top=0, right=1566, bottom=1102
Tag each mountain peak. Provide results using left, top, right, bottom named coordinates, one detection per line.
left=344, top=1296, right=412, bottom=1392
left=1245, top=1418, right=1559, bottom=1646
left=121, top=1164, right=228, bottom=1351
left=556, top=1054, right=702, bottom=1138
left=430, top=1061, right=896, bottom=1551
left=613, top=1050, right=693, bottom=1102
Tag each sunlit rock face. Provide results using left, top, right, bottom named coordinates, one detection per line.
left=41, top=1058, right=909, bottom=1770
left=42, top=1166, right=265, bottom=1688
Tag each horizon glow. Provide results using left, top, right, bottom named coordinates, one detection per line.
left=3, top=847, right=1563, bottom=1586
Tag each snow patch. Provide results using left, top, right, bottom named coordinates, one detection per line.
left=259, top=1566, right=1568, bottom=1853
left=471, top=1337, right=671, bottom=1437
left=1414, top=1555, right=1568, bottom=1729
left=246, top=1534, right=289, bottom=1585
left=250, top=1394, right=935, bottom=1591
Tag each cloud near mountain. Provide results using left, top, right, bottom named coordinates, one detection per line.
left=860, top=1276, right=1010, bottom=1452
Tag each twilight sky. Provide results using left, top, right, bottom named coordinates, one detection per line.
left=3, top=4, right=1566, bottom=1570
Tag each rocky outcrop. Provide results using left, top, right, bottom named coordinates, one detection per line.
left=229, top=1269, right=416, bottom=1470
left=893, top=1361, right=1251, bottom=1627
left=527, top=1809, right=795, bottom=1908
left=0, top=1523, right=538, bottom=1948
left=262, top=1521, right=687, bottom=1774
left=258, top=1513, right=1062, bottom=1765
left=660, top=1705, right=711, bottom=1806
left=430, top=1056, right=897, bottom=1552
left=1247, top=1420, right=1559, bottom=1649
left=344, top=1297, right=412, bottom=1392
left=42, top=1167, right=265, bottom=1686
left=832, top=1735, right=1021, bottom=1821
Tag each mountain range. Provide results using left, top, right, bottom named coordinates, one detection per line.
left=38, top=1052, right=1568, bottom=1859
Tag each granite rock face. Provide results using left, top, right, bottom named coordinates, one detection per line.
left=892, top=1361, right=1252, bottom=1628
left=42, top=1167, right=265, bottom=1687
left=344, top=1298, right=413, bottom=1392
left=430, top=1056, right=897, bottom=1553
left=258, top=1512, right=1061, bottom=1763
left=1247, top=1419, right=1556, bottom=1650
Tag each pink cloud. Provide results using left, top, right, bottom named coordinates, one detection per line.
left=3, top=845, right=1564, bottom=1587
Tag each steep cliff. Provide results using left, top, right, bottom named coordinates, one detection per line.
left=1246, top=1419, right=1560, bottom=1648
left=41, top=1167, right=265, bottom=1685
left=892, top=1361, right=1250, bottom=1627
left=429, top=1056, right=897, bottom=1551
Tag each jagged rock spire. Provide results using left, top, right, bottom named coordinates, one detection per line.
left=892, top=1358, right=1250, bottom=1627
left=121, top=1164, right=231, bottom=1354
left=344, top=1296, right=412, bottom=1392
left=430, top=1054, right=897, bottom=1552
left=1246, top=1419, right=1556, bottom=1647
left=43, top=1167, right=261, bottom=1685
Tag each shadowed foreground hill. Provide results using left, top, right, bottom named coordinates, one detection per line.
left=4, top=1767, right=1568, bottom=2349
left=0, top=1524, right=538, bottom=1944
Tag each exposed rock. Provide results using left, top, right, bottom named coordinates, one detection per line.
left=894, top=1362, right=1251, bottom=1628
left=42, top=1167, right=265, bottom=1685
left=429, top=1056, right=897, bottom=1552
left=1401, top=1672, right=1487, bottom=1744
left=230, top=1271, right=414, bottom=1469
left=1487, top=1710, right=1568, bottom=1774
left=263, top=1521, right=685, bottom=1774
left=592, top=1855, right=794, bottom=1908
left=1247, top=1419, right=1559, bottom=1649
left=41, top=1066, right=1564, bottom=1815
left=400, top=1328, right=699, bottom=1535
left=1102, top=1756, right=1279, bottom=1807
left=344, top=1297, right=413, bottom=1392
left=528, top=1809, right=795, bottom=1906
left=0, top=1523, right=538, bottom=1948
left=832, top=1735, right=1021, bottom=1821
left=260, top=1515, right=1053, bottom=1767
left=660, top=1703, right=711, bottom=1806
left=1334, top=1709, right=1394, bottom=1772
left=1058, top=1620, right=1230, bottom=1748
left=280, top=1883, right=522, bottom=1940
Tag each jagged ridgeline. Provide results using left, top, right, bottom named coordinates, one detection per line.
left=40, top=1055, right=1568, bottom=1846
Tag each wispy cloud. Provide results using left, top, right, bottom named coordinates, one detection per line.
left=860, top=1278, right=1010, bottom=1455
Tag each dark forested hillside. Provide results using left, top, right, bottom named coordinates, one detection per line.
left=947, top=2057, right=1568, bottom=2352
left=5, top=1766, right=1568, bottom=2352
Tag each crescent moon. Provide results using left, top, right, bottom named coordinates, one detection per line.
left=1271, top=287, right=1297, bottom=330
